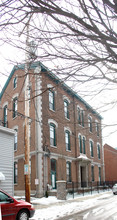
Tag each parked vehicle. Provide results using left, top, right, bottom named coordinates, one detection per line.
left=112, top=183, right=117, bottom=195
left=0, top=189, right=35, bottom=220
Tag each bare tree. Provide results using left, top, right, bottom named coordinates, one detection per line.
left=0, top=0, right=117, bottom=144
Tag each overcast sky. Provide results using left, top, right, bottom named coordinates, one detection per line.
left=0, top=36, right=117, bottom=149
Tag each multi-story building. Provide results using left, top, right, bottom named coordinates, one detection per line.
left=0, top=61, right=104, bottom=196
left=104, top=144, right=117, bottom=182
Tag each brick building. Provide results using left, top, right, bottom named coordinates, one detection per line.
left=0, top=61, right=104, bottom=196
left=104, top=144, right=117, bottom=182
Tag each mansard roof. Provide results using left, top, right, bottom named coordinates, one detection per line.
left=0, top=61, right=102, bottom=120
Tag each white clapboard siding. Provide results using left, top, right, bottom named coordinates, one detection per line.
left=0, top=126, right=14, bottom=196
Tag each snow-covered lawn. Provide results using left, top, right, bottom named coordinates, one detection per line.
left=30, top=191, right=113, bottom=220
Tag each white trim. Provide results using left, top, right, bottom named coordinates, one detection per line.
left=0, top=126, right=15, bottom=135
left=47, top=84, right=53, bottom=89
left=66, top=159, right=72, bottom=163
left=64, top=127, right=72, bottom=134
left=50, top=155, right=58, bottom=160
left=2, top=102, right=8, bottom=108
left=12, top=125, right=18, bottom=130
left=48, top=119, right=58, bottom=128
left=12, top=93, right=19, bottom=100
left=63, top=95, right=70, bottom=103
left=89, top=138, right=94, bottom=143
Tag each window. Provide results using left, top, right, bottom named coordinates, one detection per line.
left=82, top=136, right=86, bottom=154
left=97, top=143, right=101, bottom=159
left=79, top=134, right=82, bottom=153
left=50, top=123, right=56, bottom=147
left=99, top=167, right=101, bottom=183
left=0, top=191, right=9, bottom=203
left=66, top=162, right=71, bottom=182
left=78, top=107, right=81, bottom=125
left=13, top=77, right=17, bottom=89
left=90, top=140, right=94, bottom=157
left=14, top=129, right=18, bottom=151
left=14, top=162, right=18, bottom=184
left=3, top=105, right=7, bottom=127
left=78, top=107, right=84, bottom=127
left=91, top=165, right=94, bottom=182
left=51, top=159, right=56, bottom=189
left=65, top=130, right=71, bottom=151
left=49, top=90, right=55, bottom=111
left=13, top=97, right=17, bottom=118
left=88, top=116, right=92, bottom=132
left=79, top=134, right=86, bottom=154
left=81, top=110, right=84, bottom=127
left=64, top=100, right=69, bottom=119
left=96, top=121, right=99, bottom=136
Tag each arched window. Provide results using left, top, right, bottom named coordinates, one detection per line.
left=13, top=76, right=17, bottom=89
left=14, top=162, right=18, bottom=184
left=14, top=129, right=18, bottom=151
left=88, top=116, right=92, bottom=132
left=50, top=123, right=56, bottom=147
left=96, top=121, right=99, bottom=136
left=49, top=90, right=55, bottom=111
left=91, top=165, right=94, bottom=182
left=79, top=134, right=82, bottom=153
left=51, top=159, right=56, bottom=189
left=79, top=134, right=86, bottom=154
left=65, top=130, right=71, bottom=151
left=66, top=161, right=71, bottom=182
left=64, top=100, right=69, bottom=119
left=78, top=107, right=84, bottom=127
left=97, top=143, right=101, bottom=159
left=13, top=97, right=17, bottom=118
left=89, top=140, right=94, bottom=157
left=3, top=105, right=7, bottom=127
left=82, top=136, right=86, bottom=154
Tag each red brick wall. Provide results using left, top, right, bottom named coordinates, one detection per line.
left=0, top=66, right=104, bottom=194
left=104, top=144, right=117, bottom=181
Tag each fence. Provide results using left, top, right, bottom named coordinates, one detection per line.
left=66, top=181, right=117, bottom=198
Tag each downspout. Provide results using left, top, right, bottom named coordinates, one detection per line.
left=73, top=95, right=78, bottom=182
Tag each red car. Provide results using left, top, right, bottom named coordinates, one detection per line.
left=0, top=189, right=35, bottom=220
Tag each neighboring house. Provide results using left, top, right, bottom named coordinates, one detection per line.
left=104, top=144, right=117, bottom=182
left=0, top=126, right=14, bottom=196
left=0, top=61, right=104, bottom=197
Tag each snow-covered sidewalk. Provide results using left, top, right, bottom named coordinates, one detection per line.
left=30, top=191, right=112, bottom=220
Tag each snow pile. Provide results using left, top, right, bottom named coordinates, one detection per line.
left=30, top=191, right=112, bottom=220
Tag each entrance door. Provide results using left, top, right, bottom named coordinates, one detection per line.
left=51, top=159, right=56, bottom=189
left=80, top=166, right=87, bottom=187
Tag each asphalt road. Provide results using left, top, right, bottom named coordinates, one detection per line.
left=57, top=194, right=117, bottom=220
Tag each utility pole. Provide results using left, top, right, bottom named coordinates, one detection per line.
left=24, top=17, right=30, bottom=203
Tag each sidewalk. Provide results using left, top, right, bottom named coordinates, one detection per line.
left=31, top=190, right=112, bottom=210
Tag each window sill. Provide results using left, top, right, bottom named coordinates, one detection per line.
left=13, top=116, right=17, bottom=120
left=66, top=149, right=71, bottom=152
left=50, top=145, right=57, bottom=148
left=65, top=117, right=70, bottom=121
left=49, top=108, right=55, bottom=113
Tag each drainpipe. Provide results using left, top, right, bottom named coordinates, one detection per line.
left=73, top=96, right=78, bottom=182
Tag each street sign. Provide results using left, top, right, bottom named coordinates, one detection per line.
left=24, top=164, right=29, bottom=175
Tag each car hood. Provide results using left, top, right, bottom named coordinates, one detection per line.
left=15, top=199, right=32, bottom=207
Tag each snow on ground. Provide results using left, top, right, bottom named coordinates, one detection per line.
left=30, top=191, right=113, bottom=220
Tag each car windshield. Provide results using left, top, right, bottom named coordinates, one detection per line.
left=0, top=191, right=9, bottom=203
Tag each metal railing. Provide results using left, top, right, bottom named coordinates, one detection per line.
left=66, top=181, right=116, bottom=198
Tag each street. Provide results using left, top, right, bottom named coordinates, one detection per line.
left=56, top=194, right=117, bottom=220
